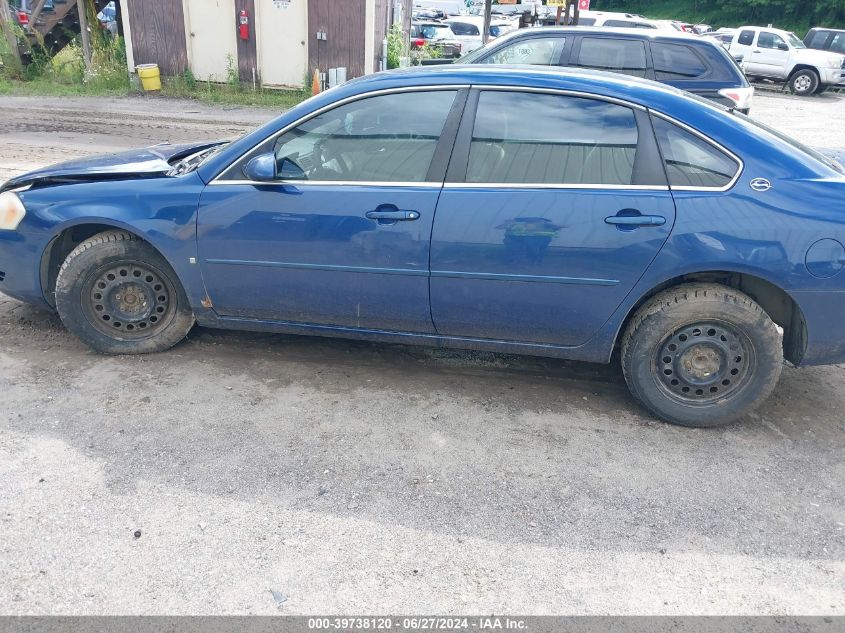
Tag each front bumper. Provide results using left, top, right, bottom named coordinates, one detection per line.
left=0, top=210, right=53, bottom=307
left=819, top=67, right=842, bottom=85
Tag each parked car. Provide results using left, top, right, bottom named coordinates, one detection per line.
left=538, top=10, right=659, bottom=29
left=459, top=27, right=754, bottom=112
left=3, top=66, right=845, bottom=427
left=804, top=27, right=845, bottom=86
left=444, top=16, right=516, bottom=54
left=692, top=23, right=713, bottom=35
left=730, top=25, right=845, bottom=95
left=704, top=29, right=736, bottom=49
left=411, top=21, right=462, bottom=59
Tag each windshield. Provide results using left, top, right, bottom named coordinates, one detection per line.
left=420, top=24, right=452, bottom=39
left=786, top=32, right=806, bottom=48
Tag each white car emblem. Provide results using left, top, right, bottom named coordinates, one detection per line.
left=750, top=178, right=772, bottom=192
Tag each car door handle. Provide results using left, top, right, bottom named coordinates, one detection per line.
left=605, top=214, right=666, bottom=228
left=366, top=209, right=420, bottom=221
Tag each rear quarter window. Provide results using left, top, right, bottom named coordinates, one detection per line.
left=652, top=117, right=739, bottom=188
left=737, top=30, right=755, bottom=46
left=652, top=43, right=708, bottom=80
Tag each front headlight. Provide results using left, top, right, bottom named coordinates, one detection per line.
left=0, top=191, right=26, bottom=230
left=827, top=54, right=844, bottom=68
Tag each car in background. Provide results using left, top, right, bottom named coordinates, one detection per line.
left=410, top=21, right=462, bottom=59
left=5, top=65, right=845, bottom=428
left=459, top=27, right=754, bottom=112
left=537, top=10, right=659, bottom=29
left=704, top=29, right=736, bottom=49
left=692, top=23, right=713, bottom=35
left=730, top=26, right=845, bottom=95
left=444, top=16, right=516, bottom=54
left=804, top=27, right=845, bottom=86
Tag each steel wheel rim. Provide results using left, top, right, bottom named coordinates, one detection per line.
left=653, top=320, right=755, bottom=406
left=795, top=75, right=812, bottom=92
left=81, top=260, right=177, bottom=340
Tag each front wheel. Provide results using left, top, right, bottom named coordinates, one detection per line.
left=55, top=230, right=195, bottom=354
left=621, top=284, right=783, bottom=427
left=789, top=69, right=819, bottom=96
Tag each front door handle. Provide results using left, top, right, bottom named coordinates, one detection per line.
left=605, top=214, right=666, bottom=228
left=366, top=208, right=420, bottom=222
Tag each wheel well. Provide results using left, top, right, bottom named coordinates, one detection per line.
left=789, top=65, right=820, bottom=80
left=618, top=272, right=808, bottom=365
left=40, top=224, right=145, bottom=308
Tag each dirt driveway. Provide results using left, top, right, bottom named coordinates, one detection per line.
left=0, top=92, right=843, bottom=615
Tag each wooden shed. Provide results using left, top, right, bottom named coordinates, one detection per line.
left=121, top=0, right=412, bottom=89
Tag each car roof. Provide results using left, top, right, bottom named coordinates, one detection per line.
left=344, top=63, right=685, bottom=104
left=807, top=27, right=845, bottom=34
left=491, top=25, right=712, bottom=44
left=446, top=16, right=511, bottom=25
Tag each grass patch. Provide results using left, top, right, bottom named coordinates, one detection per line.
left=159, top=74, right=310, bottom=109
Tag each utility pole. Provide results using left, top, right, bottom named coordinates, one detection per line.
left=76, top=0, right=91, bottom=74
left=482, top=0, right=492, bottom=45
left=0, top=0, right=22, bottom=72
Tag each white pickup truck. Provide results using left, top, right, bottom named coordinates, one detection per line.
left=730, top=25, right=845, bottom=95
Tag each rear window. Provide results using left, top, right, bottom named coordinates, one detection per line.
left=449, top=22, right=479, bottom=36
left=419, top=24, right=452, bottom=39
left=577, top=17, right=596, bottom=26
left=737, top=30, right=755, bottom=46
left=574, top=38, right=648, bottom=77
left=652, top=43, right=708, bottom=79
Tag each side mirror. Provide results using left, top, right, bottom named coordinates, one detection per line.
left=777, top=42, right=789, bottom=51
left=242, top=153, right=277, bottom=182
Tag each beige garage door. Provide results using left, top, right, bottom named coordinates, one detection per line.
left=185, top=0, right=238, bottom=82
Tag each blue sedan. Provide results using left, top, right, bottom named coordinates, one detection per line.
left=2, top=66, right=844, bottom=427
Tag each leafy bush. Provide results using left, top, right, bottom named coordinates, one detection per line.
left=386, top=23, right=408, bottom=69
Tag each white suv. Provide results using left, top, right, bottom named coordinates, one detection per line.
left=730, top=25, right=845, bottom=95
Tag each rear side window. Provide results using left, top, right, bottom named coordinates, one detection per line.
left=466, top=91, right=639, bottom=186
left=652, top=117, right=739, bottom=188
left=574, top=38, right=648, bottom=77
left=737, top=30, right=755, bottom=46
left=480, top=37, right=565, bottom=65
left=652, top=43, right=708, bottom=79
left=450, top=22, right=479, bottom=36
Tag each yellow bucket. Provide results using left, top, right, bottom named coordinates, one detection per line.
left=136, top=63, right=162, bottom=91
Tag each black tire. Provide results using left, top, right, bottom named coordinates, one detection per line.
left=814, top=84, right=829, bottom=95
left=788, top=69, right=819, bottom=96
left=55, top=230, right=195, bottom=354
left=621, top=283, right=783, bottom=428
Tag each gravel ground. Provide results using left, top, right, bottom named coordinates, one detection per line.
left=0, top=91, right=843, bottom=615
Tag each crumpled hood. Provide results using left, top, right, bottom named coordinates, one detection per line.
left=1, top=141, right=224, bottom=191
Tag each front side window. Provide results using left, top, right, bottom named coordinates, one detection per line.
left=269, top=90, right=457, bottom=183
left=653, top=43, right=708, bottom=79
left=830, top=32, right=845, bottom=53
left=480, top=37, right=565, bottom=65
left=652, top=117, right=739, bottom=188
left=574, top=38, right=648, bottom=77
left=737, top=30, right=754, bottom=46
left=758, top=32, right=787, bottom=50
left=466, top=91, right=639, bottom=186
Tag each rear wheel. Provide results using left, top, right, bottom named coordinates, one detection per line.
left=621, top=284, right=783, bottom=427
left=55, top=230, right=195, bottom=354
left=789, top=69, right=819, bottom=96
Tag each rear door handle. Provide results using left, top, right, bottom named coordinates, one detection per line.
left=605, top=215, right=666, bottom=227
left=366, top=209, right=420, bottom=221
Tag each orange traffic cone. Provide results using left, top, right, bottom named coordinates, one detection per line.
left=311, top=68, right=321, bottom=95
